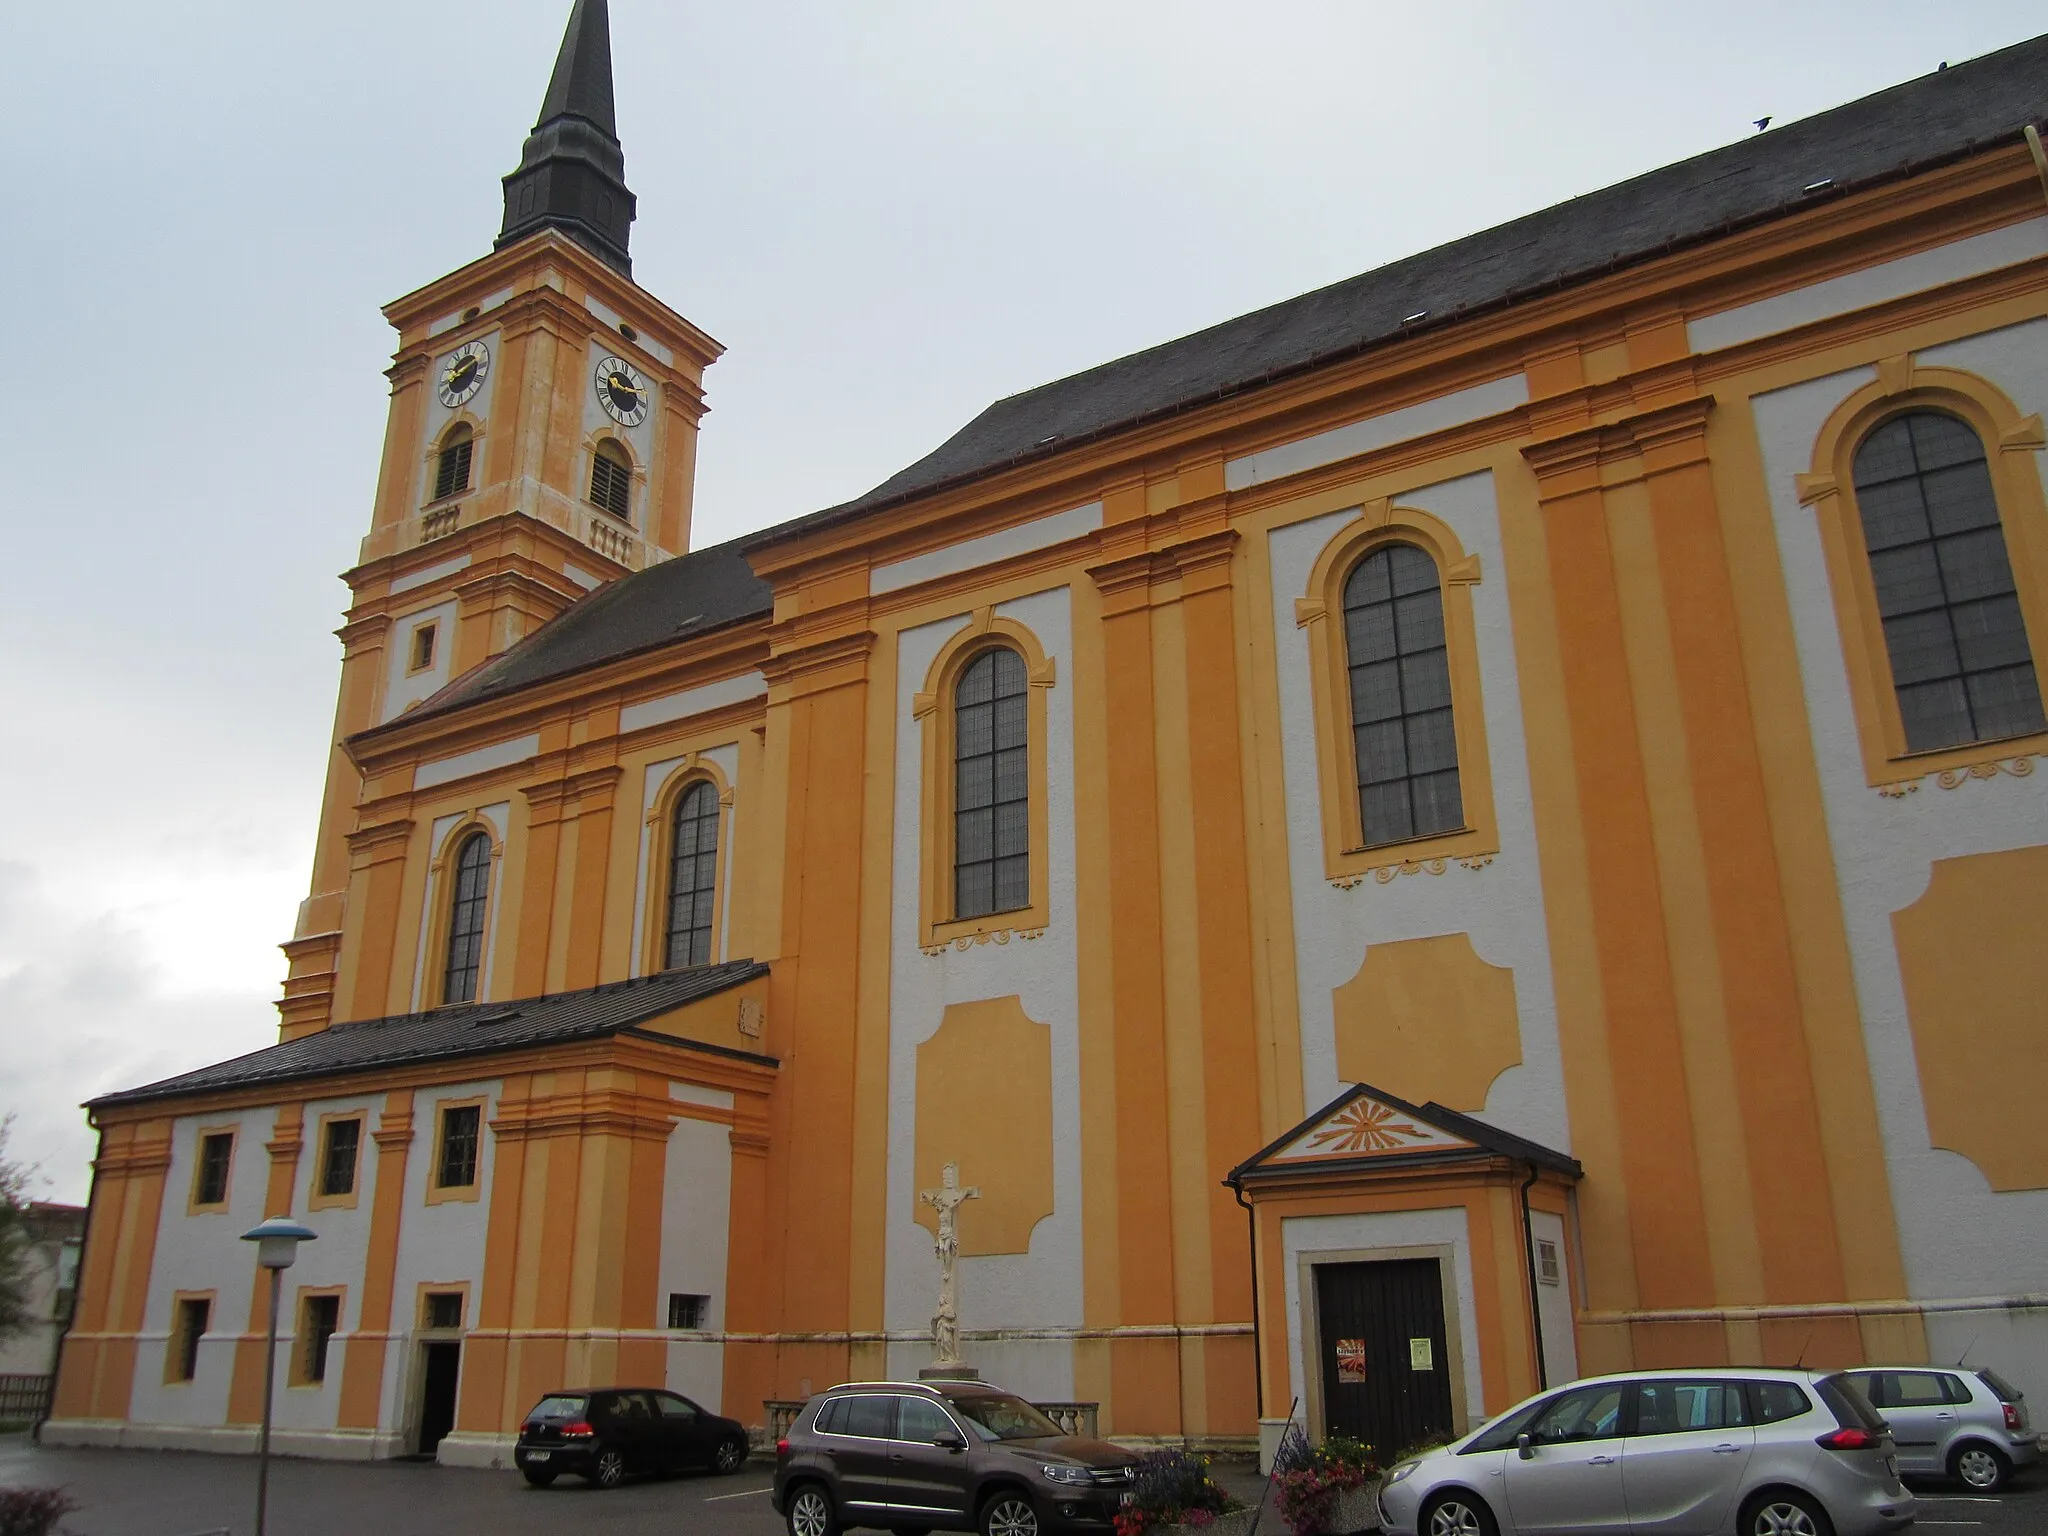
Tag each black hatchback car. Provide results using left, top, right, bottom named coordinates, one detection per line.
left=774, top=1381, right=1137, bottom=1536
left=515, top=1387, right=750, bottom=1488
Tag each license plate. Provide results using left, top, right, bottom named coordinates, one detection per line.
left=526, top=1450, right=551, bottom=1462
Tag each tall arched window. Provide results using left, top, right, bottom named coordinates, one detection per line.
left=441, top=832, right=492, bottom=1004
left=954, top=646, right=1029, bottom=920
left=590, top=440, right=632, bottom=520
left=664, top=780, right=720, bottom=969
left=1851, top=409, right=2045, bottom=751
left=1344, top=542, right=1462, bottom=847
left=433, top=426, right=473, bottom=500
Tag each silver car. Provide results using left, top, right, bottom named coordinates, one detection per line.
left=1844, top=1365, right=2037, bottom=1491
left=1375, top=1368, right=1913, bottom=1536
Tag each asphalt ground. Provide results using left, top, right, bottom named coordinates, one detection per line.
left=3, top=1434, right=2044, bottom=1536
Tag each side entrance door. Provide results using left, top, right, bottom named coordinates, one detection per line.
left=417, top=1341, right=461, bottom=1456
left=1315, top=1257, right=1455, bottom=1457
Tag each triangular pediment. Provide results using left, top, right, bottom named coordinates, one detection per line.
left=1268, top=1088, right=1476, bottom=1164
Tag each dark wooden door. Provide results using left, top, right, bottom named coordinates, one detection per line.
left=418, top=1341, right=461, bottom=1455
left=1315, top=1257, right=1454, bottom=1457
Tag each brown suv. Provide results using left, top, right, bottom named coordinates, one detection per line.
left=774, top=1381, right=1137, bottom=1536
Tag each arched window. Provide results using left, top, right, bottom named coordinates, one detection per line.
left=1343, top=542, right=1462, bottom=847
left=433, top=426, right=473, bottom=500
left=441, top=832, right=492, bottom=1004
left=663, top=780, right=720, bottom=968
left=1851, top=410, right=2045, bottom=751
left=590, top=440, right=632, bottom=520
left=954, top=646, right=1029, bottom=920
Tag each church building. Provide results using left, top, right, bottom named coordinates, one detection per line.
left=47, top=1, right=2048, bottom=1467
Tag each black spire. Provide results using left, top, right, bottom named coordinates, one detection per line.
left=497, top=0, right=636, bottom=275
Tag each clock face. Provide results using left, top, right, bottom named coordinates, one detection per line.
left=437, top=340, right=489, bottom=408
left=594, top=355, right=650, bottom=426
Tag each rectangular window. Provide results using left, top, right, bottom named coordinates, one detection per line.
left=171, top=1296, right=210, bottom=1382
left=193, top=1131, right=234, bottom=1209
left=409, top=623, right=437, bottom=674
left=424, top=1291, right=464, bottom=1331
left=318, top=1117, right=361, bottom=1198
left=433, top=438, right=473, bottom=500
left=300, top=1294, right=341, bottom=1384
left=666, top=1293, right=708, bottom=1330
left=436, top=1104, right=481, bottom=1190
left=1536, top=1238, right=1560, bottom=1285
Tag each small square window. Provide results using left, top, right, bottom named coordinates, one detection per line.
left=424, top=1291, right=464, bottom=1331
left=409, top=624, right=437, bottom=674
left=1536, top=1238, right=1561, bottom=1286
left=193, top=1132, right=234, bottom=1209
left=666, top=1293, right=708, bottom=1330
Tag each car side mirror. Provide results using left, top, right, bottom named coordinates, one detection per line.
left=935, top=1434, right=966, bottom=1452
left=1516, top=1432, right=1535, bottom=1460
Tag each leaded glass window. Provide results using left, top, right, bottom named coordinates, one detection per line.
left=664, top=780, right=720, bottom=969
left=1343, top=543, right=1463, bottom=846
left=954, top=646, right=1029, bottom=919
left=442, top=832, right=492, bottom=1005
left=1851, top=410, right=2045, bottom=751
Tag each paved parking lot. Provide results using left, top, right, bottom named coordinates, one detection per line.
left=4, top=1434, right=2046, bottom=1536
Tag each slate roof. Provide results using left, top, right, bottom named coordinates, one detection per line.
left=403, top=542, right=771, bottom=722
left=91, top=959, right=772, bottom=1109
left=1225, top=1083, right=1582, bottom=1186
left=392, top=35, right=2048, bottom=730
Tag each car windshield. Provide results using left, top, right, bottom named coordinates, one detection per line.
left=529, top=1395, right=587, bottom=1421
left=1977, top=1369, right=2023, bottom=1403
left=947, top=1394, right=1064, bottom=1441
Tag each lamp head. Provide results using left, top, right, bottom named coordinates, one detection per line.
left=240, top=1215, right=318, bottom=1270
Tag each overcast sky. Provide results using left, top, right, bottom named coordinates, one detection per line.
left=2, top=1, right=2040, bottom=1203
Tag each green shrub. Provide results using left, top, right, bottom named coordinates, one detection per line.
left=0, top=1486, right=79, bottom=1536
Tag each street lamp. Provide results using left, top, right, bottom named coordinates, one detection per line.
left=240, top=1216, right=316, bottom=1536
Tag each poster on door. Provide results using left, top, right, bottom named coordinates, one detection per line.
left=1336, top=1339, right=1367, bottom=1383
left=1409, top=1337, right=1434, bottom=1371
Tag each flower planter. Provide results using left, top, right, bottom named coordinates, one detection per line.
left=1324, top=1482, right=1381, bottom=1534
left=1158, top=1508, right=1258, bottom=1536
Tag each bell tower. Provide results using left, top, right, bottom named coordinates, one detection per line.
left=278, top=0, right=724, bottom=1038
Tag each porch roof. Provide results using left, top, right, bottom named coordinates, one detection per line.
left=1226, top=1082, right=1581, bottom=1188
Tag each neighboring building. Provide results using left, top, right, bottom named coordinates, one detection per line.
left=47, top=0, right=2048, bottom=1466
left=1, top=1203, right=85, bottom=1420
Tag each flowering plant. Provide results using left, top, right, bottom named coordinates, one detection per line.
left=1111, top=1449, right=1241, bottom=1536
left=1269, top=1433, right=1380, bottom=1536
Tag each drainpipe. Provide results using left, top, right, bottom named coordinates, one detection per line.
left=1519, top=1162, right=1549, bottom=1391
left=1231, top=1179, right=1263, bottom=1418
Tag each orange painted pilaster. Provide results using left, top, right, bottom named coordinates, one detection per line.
left=51, top=1120, right=172, bottom=1423
left=560, top=765, right=625, bottom=990
left=513, top=784, right=570, bottom=998
left=335, top=819, right=415, bottom=1023
left=338, top=1091, right=415, bottom=1430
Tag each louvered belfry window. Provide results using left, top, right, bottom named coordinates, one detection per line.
left=433, top=429, right=473, bottom=500
left=664, top=780, right=720, bottom=969
left=954, top=646, right=1029, bottom=919
left=1344, top=542, right=1464, bottom=847
left=1852, top=409, right=2046, bottom=751
left=442, top=832, right=492, bottom=1004
left=590, top=441, right=632, bottom=519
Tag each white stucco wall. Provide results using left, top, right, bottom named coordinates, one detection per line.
left=1267, top=470, right=1572, bottom=1154
left=1750, top=317, right=2048, bottom=1401
left=658, top=1104, right=735, bottom=1410
left=883, top=586, right=1084, bottom=1402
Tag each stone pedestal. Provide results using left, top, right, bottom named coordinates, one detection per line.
left=917, top=1363, right=981, bottom=1381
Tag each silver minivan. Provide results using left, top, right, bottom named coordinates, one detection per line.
left=1844, top=1366, right=2037, bottom=1491
left=1375, top=1368, right=1912, bottom=1536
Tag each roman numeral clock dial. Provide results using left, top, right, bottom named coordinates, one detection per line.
left=436, top=340, right=489, bottom=407
left=595, top=355, right=649, bottom=427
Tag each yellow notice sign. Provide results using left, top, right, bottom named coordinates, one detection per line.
left=1409, top=1337, right=1434, bottom=1371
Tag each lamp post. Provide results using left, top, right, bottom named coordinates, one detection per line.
left=240, top=1216, right=316, bottom=1536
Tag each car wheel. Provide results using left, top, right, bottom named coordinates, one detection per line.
left=521, top=1470, right=557, bottom=1488
left=1742, top=1490, right=1835, bottom=1536
left=588, top=1446, right=627, bottom=1489
left=715, top=1435, right=749, bottom=1474
left=1952, top=1443, right=2010, bottom=1492
left=1421, top=1492, right=1499, bottom=1536
left=787, top=1484, right=839, bottom=1536
left=981, top=1490, right=1040, bottom=1536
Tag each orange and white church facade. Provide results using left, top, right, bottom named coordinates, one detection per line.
left=47, top=1, right=2048, bottom=1467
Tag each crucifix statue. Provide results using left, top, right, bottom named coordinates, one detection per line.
left=919, top=1160, right=980, bottom=1370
